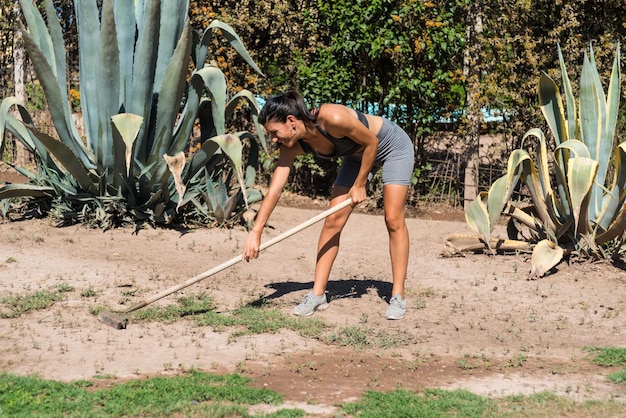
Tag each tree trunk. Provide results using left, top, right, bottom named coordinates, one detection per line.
left=12, top=0, right=29, bottom=167
left=463, top=2, right=483, bottom=210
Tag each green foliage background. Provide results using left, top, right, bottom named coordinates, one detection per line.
left=187, top=0, right=626, bottom=200
left=2, top=0, right=626, bottom=204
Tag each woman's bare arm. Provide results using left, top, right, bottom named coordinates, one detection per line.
left=242, top=143, right=303, bottom=260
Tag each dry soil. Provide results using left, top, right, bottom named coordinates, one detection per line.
left=0, top=193, right=625, bottom=416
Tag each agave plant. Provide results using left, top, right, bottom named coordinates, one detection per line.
left=0, top=0, right=266, bottom=229
left=447, top=43, right=623, bottom=278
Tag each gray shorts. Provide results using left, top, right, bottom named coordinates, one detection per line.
left=335, top=118, right=414, bottom=187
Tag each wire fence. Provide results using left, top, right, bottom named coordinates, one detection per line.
left=413, top=154, right=513, bottom=208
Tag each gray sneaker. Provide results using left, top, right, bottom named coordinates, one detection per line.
left=385, top=295, right=406, bottom=320
left=293, top=291, right=329, bottom=317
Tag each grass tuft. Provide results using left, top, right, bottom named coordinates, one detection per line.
left=325, top=325, right=415, bottom=349
left=0, top=287, right=72, bottom=318
left=583, top=346, right=626, bottom=388
left=131, top=293, right=216, bottom=323
left=136, top=298, right=413, bottom=349
left=195, top=304, right=331, bottom=341
left=583, top=346, right=626, bottom=367
left=607, top=369, right=626, bottom=384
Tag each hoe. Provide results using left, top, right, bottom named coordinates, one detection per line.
left=97, top=198, right=353, bottom=329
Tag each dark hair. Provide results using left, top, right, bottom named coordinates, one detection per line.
left=258, top=89, right=317, bottom=126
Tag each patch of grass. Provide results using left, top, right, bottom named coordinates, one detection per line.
left=456, top=354, right=492, bottom=370
left=1, top=371, right=624, bottom=417
left=131, top=293, right=216, bottom=323
left=131, top=296, right=325, bottom=339
left=140, top=299, right=411, bottom=349
left=496, top=390, right=626, bottom=417
left=582, top=347, right=626, bottom=388
left=505, top=353, right=527, bottom=368
left=341, top=388, right=626, bottom=417
left=325, top=325, right=415, bottom=349
left=56, top=283, right=74, bottom=293
left=325, top=325, right=370, bottom=347
left=87, top=304, right=108, bottom=316
left=341, top=388, right=496, bottom=417
left=80, top=286, right=98, bottom=298
left=195, top=305, right=330, bottom=341
left=0, top=371, right=297, bottom=417
left=584, top=346, right=626, bottom=367
left=607, top=369, right=626, bottom=384
left=0, top=286, right=73, bottom=318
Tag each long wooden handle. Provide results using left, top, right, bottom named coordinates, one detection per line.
left=123, top=198, right=353, bottom=313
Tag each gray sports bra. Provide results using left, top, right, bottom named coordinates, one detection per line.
left=298, top=107, right=369, bottom=159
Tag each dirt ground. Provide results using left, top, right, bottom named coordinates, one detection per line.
left=0, top=190, right=625, bottom=416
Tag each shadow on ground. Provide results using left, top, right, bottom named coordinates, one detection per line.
left=258, top=278, right=393, bottom=304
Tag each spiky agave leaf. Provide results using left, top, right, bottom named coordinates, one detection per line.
left=19, top=0, right=95, bottom=170
left=208, top=134, right=248, bottom=209
left=25, top=127, right=97, bottom=195
left=529, top=239, right=564, bottom=279
left=148, top=20, right=193, bottom=168
left=163, top=152, right=186, bottom=212
left=0, top=183, right=55, bottom=200
left=1, top=98, right=46, bottom=159
left=194, top=20, right=264, bottom=77
left=465, top=191, right=491, bottom=249
left=111, top=113, right=144, bottom=178
left=226, top=90, right=268, bottom=153
left=538, top=73, right=568, bottom=146
left=596, top=143, right=626, bottom=239
left=567, top=157, right=598, bottom=236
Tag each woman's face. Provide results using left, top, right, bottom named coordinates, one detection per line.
left=265, top=116, right=298, bottom=147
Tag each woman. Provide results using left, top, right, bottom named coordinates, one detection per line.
left=242, top=89, right=414, bottom=320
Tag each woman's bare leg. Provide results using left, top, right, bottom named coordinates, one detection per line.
left=311, top=186, right=353, bottom=296
left=383, top=184, right=410, bottom=298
